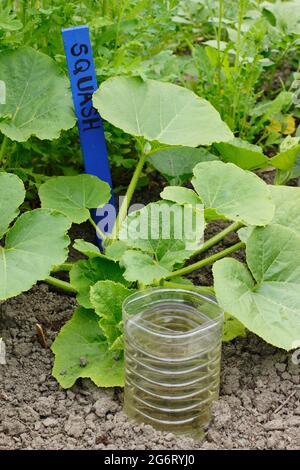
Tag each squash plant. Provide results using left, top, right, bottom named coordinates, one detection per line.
left=41, top=157, right=300, bottom=389
left=1, top=76, right=300, bottom=390
left=49, top=77, right=300, bottom=388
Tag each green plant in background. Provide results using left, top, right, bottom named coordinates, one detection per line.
left=4, top=76, right=295, bottom=389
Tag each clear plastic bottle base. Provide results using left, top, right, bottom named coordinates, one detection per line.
left=123, top=289, right=224, bottom=439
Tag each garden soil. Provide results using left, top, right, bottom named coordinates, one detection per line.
left=1, top=217, right=300, bottom=449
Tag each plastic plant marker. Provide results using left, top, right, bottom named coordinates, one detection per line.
left=62, top=26, right=114, bottom=246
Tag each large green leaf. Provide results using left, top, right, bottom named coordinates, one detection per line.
left=192, top=161, right=275, bottom=226
left=0, top=209, right=71, bottom=300
left=0, top=47, right=75, bottom=142
left=0, top=172, right=25, bottom=238
left=51, top=307, right=124, bottom=389
left=148, top=147, right=218, bottom=183
left=39, top=174, right=111, bottom=224
left=93, top=76, right=233, bottom=146
left=213, top=224, right=300, bottom=350
left=90, top=280, right=133, bottom=351
left=70, top=257, right=128, bottom=309
left=214, top=139, right=268, bottom=170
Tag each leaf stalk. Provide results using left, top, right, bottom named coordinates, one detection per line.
left=44, top=276, right=77, bottom=294
left=111, top=151, right=147, bottom=240
left=165, top=241, right=245, bottom=280
left=191, top=220, right=243, bottom=258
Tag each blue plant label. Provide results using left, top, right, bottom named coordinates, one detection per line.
left=62, top=25, right=114, bottom=245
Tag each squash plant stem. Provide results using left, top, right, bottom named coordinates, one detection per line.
left=191, top=220, right=244, bottom=259
left=165, top=241, right=245, bottom=280
left=44, top=276, right=77, bottom=294
left=51, top=263, right=73, bottom=273
left=88, top=216, right=106, bottom=241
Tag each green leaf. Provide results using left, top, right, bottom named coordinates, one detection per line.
left=148, top=147, right=218, bottom=183
left=222, top=313, right=246, bottom=342
left=51, top=307, right=124, bottom=389
left=251, top=91, right=292, bottom=121
left=239, top=185, right=300, bottom=242
left=160, top=186, right=201, bottom=205
left=263, top=1, right=300, bottom=34
left=192, top=161, right=275, bottom=226
left=90, top=280, right=133, bottom=351
left=213, top=225, right=300, bottom=350
left=0, top=80, right=5, bottom=105
left=39, top=174, right=111, bottom=224
left=0, top=6, right=22, bottom=31
left=0, top=47, right=75, bottom=142
left=119, top=200, right=205, bottom=284
left=105, top=240, right=128, bottom=261
left=214, top=138, right=268, bottom=170
left=70, top=257, right=128, bottom=309
left=270, top=145, right=300, bottom=171
left=0, top=172, right=25, bottom=238
left=237, top=226, right=253, bottom=243
left=73, top=239, right=100, bottom=258
left=0, top=209, right=71, bottom=300
left=93, top=76, right=233, bottom=146
left=121, top=250, right=171, bottom=284
left=169, top=277, right=194, bottom=286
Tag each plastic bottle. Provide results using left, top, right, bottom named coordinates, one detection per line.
left=123, top=287, right=224, bottom=438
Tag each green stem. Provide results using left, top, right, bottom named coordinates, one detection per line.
left=165, top=242, right=245, bottom=280
left=163, top=281, right=215, bottom=295
left=111, top=151, right=147, bottom=240
left=89, top=216, right=106, bottom=241
left=22, top=0, right=27, bottom=27
left=51, top=263, right=73, bottom=273
left=191, top=221, right=243, bottom=258
left=234, top=0, right=244, bottom=70
left=114, top=0, right=127, bottom=50
left=216, top=0, right=223, bottom=93
left=232, top=0, right=246, bottom=127
left=0, top=136, right=8, bottom=165
left=44, top=276, right=77, bottom=294
left=102, top=0, right=108, bottom=16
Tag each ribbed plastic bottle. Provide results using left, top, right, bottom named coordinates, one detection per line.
left=123, top=288, right=224, bottom=438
